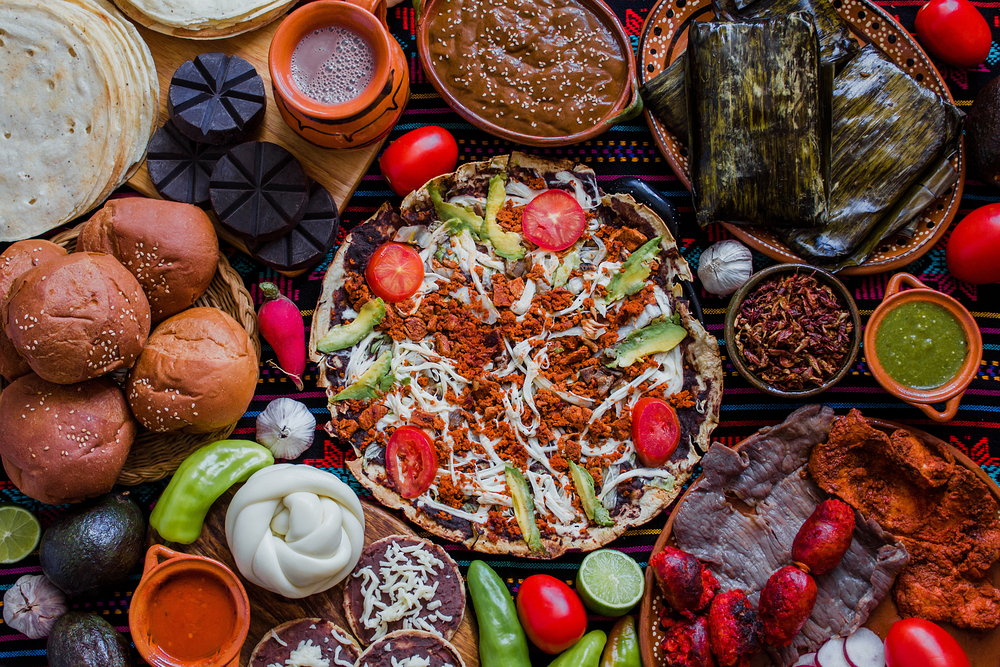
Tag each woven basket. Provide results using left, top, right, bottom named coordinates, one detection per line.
left=38, top=223, right=262, bottom=485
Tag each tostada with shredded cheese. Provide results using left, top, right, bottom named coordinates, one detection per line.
left=310, top=152, right=723, bottom=558
left=356, top=629, right=467, bottom=667
left=250, top=618, right=361, bottom=667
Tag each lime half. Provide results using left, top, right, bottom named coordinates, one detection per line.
left=576, top=549, right=644, bottom=617
left=0, top=505, right=41, bottom=564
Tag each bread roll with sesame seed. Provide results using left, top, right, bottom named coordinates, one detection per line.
left=0, top=240, right=68, bottom=382
left=78, top=198, right=219, bottom=322
left=2, top=253, right=151, bottom=384
left=0, top=373, right=137, bottom=504
left=126, top=307, right=257, bottom=433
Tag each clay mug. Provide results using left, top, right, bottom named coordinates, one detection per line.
left=269, top=0, right=410, bottom=149
left=130, top=545, right=250, bottom=667
left=864, top=272, right=982, bottom=422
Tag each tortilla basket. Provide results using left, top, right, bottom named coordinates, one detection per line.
left=38, top=222, right=262, bottom=486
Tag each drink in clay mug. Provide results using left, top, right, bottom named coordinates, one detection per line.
left=269, top=0, right=410, bottom=149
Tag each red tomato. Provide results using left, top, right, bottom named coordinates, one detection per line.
left=946, top=203, right=1000, bottom=284
left=386, top=426, right=438, bottom=499
left=885, top=618, right=970, bottom=667
left=379, top=126, right=459, bottom=197
left=631, top=397, right=680, bottom=467
left=515, top=575, right=587, bottom=654
left=366, top=242, right=425, bottom=302
left=522, top=190, right=587, bottom=251
left=915, top=0, right=991, bottom=69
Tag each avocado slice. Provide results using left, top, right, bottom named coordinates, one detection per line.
left=605, top=236, right=663, bottom=303
left=429, top=182, right=484, bottom=233
left=332, top=349, right=393, bottom=401
left=317, top=297, right=386, bottom=353
left=569, top=461, right=614, bottom=527
left=505, top=466, right=543, bottom=553
left=481, top=174, right=525, bottom=260
left=609, top=320, right=687, bottom=368
left=552, top=249, right=580, bottom=287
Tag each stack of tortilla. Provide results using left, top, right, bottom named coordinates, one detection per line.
left=110, top=0, right=297, bottom=38
left=0, top=0, right=157, bottom=243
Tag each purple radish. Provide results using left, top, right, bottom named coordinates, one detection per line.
left=816, top=637, right=850, bottom=667
left=844, top=628, right=885, bottom=667
left=793, top=652, right=817, bottom=667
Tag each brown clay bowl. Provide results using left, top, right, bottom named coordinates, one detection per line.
left=415, top=0, right=640, bottom=146
left=864, top=272, right=982, bottom=422
left=724, top=264, right=861, bottom=398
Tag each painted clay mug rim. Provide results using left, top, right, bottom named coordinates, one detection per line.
left=269, top=0, right=392, bottom=121
left=863, top=272, right=982, bottom=422
left=129, top=544, right=250, bottom=667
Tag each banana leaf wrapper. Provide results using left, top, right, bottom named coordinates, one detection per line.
left=688, top=14, right=829, bottom=228
left=782, top=45, right=964, bottom=265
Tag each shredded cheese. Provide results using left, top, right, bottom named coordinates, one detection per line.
left=268, top=640, right=330, bottom=667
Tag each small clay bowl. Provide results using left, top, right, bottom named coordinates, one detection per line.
left=864, top=272, right=982, bottom=422
left=724, top=264, right=861, bottom=398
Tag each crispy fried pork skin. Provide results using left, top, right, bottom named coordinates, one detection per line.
left=651, top=547, right=720, bottom=615
left=708, top=590, right=763, bottom=667
left=660, top=614, right=715, bottom=667
left=759, top=566, right=817, bottom=647
left=791, top=499, right=856, bottom=576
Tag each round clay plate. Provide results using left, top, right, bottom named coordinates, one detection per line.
left=637, top=0, right=965, bottom=276
left=638, top=418, right=1000, bottom=667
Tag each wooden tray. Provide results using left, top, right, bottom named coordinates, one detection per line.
left=126, top=19, right=387, bottom=276
left=637, top=0, right=964, bottom=276
left=638, top=418, right=1000, bottom=667
left=154, top=496, right=480, bottom=667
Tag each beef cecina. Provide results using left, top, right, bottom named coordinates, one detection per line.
left=809, top=408, right=1000, bottom=630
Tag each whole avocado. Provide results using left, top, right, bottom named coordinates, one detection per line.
left=40, top=492, right=145, bottom=596
left=47, top=612, right=134, bottom=667
left=966, top=75, right=1000, bottom=188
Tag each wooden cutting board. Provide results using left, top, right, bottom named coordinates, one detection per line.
left=151, top=493, right=479, bottom=667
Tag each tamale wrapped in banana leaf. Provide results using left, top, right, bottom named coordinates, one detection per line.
left=640, top=56, right=689, bottom=139
left=688, top=14, right=829, bottom=228
left=782, top=45, right=964, bottom=265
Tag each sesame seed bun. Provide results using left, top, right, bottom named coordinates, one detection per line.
left=0, top=240, right=68, bottom=382
left=0, top=373, right=137, bottom=504
left=78, top=198, right=219, bottom=322
left=126, top=307, right=258, bottom=433
left=2, top=253, right=151, bottom=385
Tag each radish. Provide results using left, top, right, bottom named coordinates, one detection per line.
left=816, top=637, right=850, bottom=667
left=844, top=628, right=885, bottom=667
left=257, top=281, right=307, bottom=391
left=793, top=652, right=817, bottom=667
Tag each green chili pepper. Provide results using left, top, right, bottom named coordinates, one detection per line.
left=467, top=560, right=531, bottom=667
left=549, top=630, right=608, bottom=667
left=150, top=439, right=273, bottom=544
left=600, top=616, right=642, bottom=667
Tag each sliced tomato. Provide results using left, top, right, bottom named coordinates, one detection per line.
left=632, top=397, right=680, bottom=467
left=386, top=426, right=438, bottom=499
left=522, top=190, right=587, bottom=251
left=365, top=242, right=424, bottom=303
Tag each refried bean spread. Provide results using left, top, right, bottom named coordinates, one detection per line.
left=426, top=0, right=628, bottom=137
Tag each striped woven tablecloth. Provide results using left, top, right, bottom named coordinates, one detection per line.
left=2, top=0, right=1000, bottom=665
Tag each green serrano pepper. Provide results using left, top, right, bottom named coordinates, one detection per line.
left=467, top=560, right=531, bottom=667
left=600, top=616, right=642, bottom=667
left=150, top=439, right=273, bottom=544
left=550, top=630, right=608, bottom=667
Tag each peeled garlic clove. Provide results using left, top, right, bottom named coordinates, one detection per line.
left=3, top=574, right=67, bottom=639
left=256, top=397, right=316, bottom=459
left=697, top=239, right=753, bottom=296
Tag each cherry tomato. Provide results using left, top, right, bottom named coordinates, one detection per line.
left=366, top=242, right=425, bottom=302
left=386, top=425, right=438, bottom=499
left=631, top=397, right=680, bottom=467
left=515, top=574, right=587, bottom=654
left=946, top=203, right=1000, bottom=284
left=885, top=618, right=970, bottom=667
left=379, top=126, right=459, bottom=197
left=522, top=190, right=587, bottom=251
left=915, top=0, right=991, bottom=69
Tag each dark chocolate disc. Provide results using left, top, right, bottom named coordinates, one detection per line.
left=248, top=183, right=340, bottom=272
left=210, top=141, right=310, bottom=243
left=168, top=53, right=267, bottom=146
left=146, top=120, right=232, bottom=207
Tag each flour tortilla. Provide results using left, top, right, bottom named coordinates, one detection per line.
left=111, top=0, right=296, bottom=31
left=311, top=153, right=723, bottom=558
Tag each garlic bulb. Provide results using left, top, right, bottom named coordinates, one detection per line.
left=256, top=398, right=316, bottom=459
left=3, top=574, right=67, bottom=639
left=697, top=240, right=753, bottom=296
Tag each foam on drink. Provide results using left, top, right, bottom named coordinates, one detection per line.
left=291, top=26, right=375, bottom=105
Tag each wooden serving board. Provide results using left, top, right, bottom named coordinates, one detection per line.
left=151, top=494, right=479, bottom=667
left=126, top=18, right=387, bottom=275
left=638, top=418, right=1000, bottom=667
